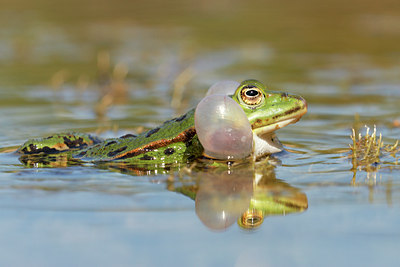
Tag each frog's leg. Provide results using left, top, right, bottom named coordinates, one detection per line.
left=17, top=133, right=102, bottom=155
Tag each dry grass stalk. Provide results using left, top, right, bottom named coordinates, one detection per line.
left=171, top=66, right=195, bottom=111
left=350, top=125, right=400, bottom=184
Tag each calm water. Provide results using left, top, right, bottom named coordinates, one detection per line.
left=1, top=0, right=400, bottom=266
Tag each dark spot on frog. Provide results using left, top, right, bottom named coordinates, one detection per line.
left=184, top=128, right=196, bottom=140
left=185, top=140, right=192, bottom=147
left=145, top=127, right=160, bottom=138
left=242, top=85, right=257, bottom=90
left=20, top=144, right=36, bottom=153
left=140, top=155, right=155, bottom=160
left=175, top=114, right=186, bottom=122
left=283, top=106, right=301, bottom=116
left=107, top=146, right=127, bottom=157
left=281, top=92, right=288, bottom=98
left=184, top=129, right=198, bottom=147
left=105, top=141, right=117, bottom=147
left=44, top=135, right=54, bottom=139
left=162, top=119, right=174, bottom=125
left=63, top=136, right=85, bottom=148
left=252, top=118, right=266, bottom=128
left=120, top=133, right=137, bottom=139
left=21, top=144, right=59, bottom=154
left=164, top=148, right=175, bottom=155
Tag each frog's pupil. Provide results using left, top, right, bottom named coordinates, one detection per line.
left=246, top=89, right=259, bottom=97
left=247, top=217, right=260, bottom=225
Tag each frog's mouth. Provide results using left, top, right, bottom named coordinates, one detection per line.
left=252, top=111, right=307, bottom=136
left=252, top=117, right=300, bottom=136
left=251, top=110, right=306, bottom=157
left=252, top=99, right=308, bottom=136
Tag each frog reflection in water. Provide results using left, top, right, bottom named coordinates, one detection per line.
left=15, top=79, right=308, bottom=230
left=17, top=79, right=307, bottom=168
left=170, top=159, right=308, bottom=230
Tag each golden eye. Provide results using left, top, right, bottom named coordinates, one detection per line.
left=240, top=86, right=264, bottom=105
left=239, top=209, right=264, bottom=229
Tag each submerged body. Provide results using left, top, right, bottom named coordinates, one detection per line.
left=18, top=80, right=307, bottom=165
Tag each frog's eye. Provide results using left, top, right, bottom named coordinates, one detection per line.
left=240, top=86, right=264, bottom=105
left=238, top=209, right=264, bottom=229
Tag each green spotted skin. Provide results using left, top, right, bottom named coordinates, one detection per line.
left=74, top=109, right=203, bottom=164
left=17, top=79, right=307, bottom=166
left=18, top=133, right=102, bottom=154
left=18, top=109, right=204, bottom=165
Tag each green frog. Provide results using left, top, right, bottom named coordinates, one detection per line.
left=17, top=79, right=307, bottom=166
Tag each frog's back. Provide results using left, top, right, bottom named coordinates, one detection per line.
left=74, top=109, right=203, bottom=164
left=18, top=109, right=204, bottom=165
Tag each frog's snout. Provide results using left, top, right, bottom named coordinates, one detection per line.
left=300, top=96, right=308, bottom=113
left=292, top=94, right=308, bottom=116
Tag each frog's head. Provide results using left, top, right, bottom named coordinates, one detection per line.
left=232, top=79, right=307, bottom=156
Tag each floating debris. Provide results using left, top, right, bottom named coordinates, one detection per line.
left=393, top=119, right=400, bottom=128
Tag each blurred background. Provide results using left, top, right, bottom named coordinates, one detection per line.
left=1, top=0, right=400, bottom=143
